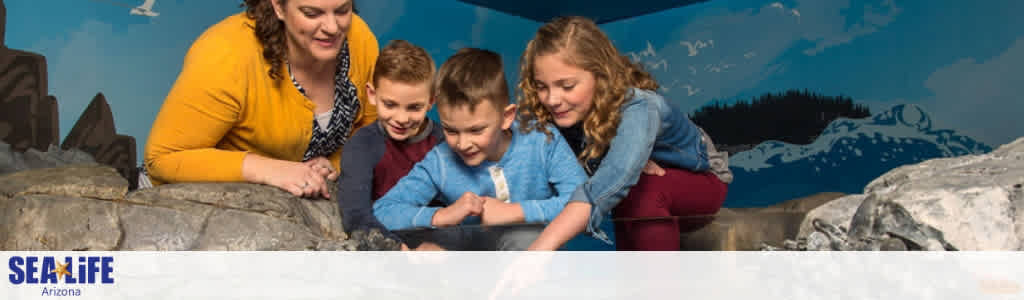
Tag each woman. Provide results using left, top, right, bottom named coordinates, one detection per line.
left=517, top=16, right=733, bottom=251
left=145, top=0, right=378, bottom=198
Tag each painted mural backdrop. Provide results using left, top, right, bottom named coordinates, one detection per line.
left=5, top=0, right=1022, bottom=248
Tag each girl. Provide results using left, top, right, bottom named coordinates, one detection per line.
left=518, top=16, right=733, bottom=251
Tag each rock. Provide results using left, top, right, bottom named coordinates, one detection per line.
left=0, top=164, right=126, bottom=200
left=0, top=47, right=58, bottom=152
left=60, top=93, right=137, bottom=188
left=193, top=208, right=322, bottom=250
left=296, top=195, right=348, bottom=240
left=680, top=192, right=846, bottom=250
left=20, top=144, right=96, bottom=170
left=805, top=231, right=830, bottom=251
left=0, top=194, right=122, bottom=251
left=0, top=165, right=128, bottom=250
left=125, top=182, right=345, bottom=239
left=779, top=196, right=957, bottom=251
left=315, top=239, right=361, bottom=251
left=117, top=203, right=211, bottom=251
left=792, top=137, right=1024, bottom=251
left=797, top=194, right=865, bottom=239
left=0, top=165, right=371, bottom=251
left=0, top=141, right=97, bottom=175
left=344, top=228, right=402, bottom=251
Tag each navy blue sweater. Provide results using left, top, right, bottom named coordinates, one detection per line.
left=336, top=121, right=443, bottom=240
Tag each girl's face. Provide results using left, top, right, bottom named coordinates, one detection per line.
left=532, top=52, right=596, bottom=128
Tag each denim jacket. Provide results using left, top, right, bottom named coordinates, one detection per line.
left=570, top=88, right=732, bottom=244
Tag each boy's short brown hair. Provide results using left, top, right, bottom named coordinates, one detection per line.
left=433, top=48, right=509, bottom=111
left=372, top=40, right=435, bottom=85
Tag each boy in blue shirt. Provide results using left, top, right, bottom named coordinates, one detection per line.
left=373, top=48, right=586, bottom=250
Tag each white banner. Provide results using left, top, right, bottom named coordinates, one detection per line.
left=3, top=251, right=1022, bottom=300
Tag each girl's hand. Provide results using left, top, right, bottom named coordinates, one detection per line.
left=641, top=160, right=665, bottom=176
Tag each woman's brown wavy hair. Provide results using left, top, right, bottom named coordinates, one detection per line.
left=242, top=0, right=288, bottom=80
left=241, top=0, right=358, bottom=80
left=516, top=16, right=659, bottom=163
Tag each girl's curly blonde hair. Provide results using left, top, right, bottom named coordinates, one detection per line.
left=517, top=16, right=659, bottom=163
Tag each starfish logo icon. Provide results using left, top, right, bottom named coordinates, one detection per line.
left=50, top=262, right=72, bottom=282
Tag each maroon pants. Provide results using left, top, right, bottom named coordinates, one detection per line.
left=612, top=168, right=728, bottom=251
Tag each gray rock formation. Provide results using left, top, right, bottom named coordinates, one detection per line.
left=766, top=194, right=958, bottom=251
left=769, top=136, right=1024, bottom=251
left=0, top=164, right=397, bottom=251
left=0, top=141, right=96, bottom=175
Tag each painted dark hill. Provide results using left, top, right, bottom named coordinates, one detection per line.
left=691, top=89, right=871, bottom=154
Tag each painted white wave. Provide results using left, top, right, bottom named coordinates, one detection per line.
left=730, top=104, right=990, bottom=172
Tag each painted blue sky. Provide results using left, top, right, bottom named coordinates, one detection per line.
left=5, top=0, right=1023, bottom=162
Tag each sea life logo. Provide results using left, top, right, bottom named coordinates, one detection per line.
left=8, top=256, right=115, bottom=296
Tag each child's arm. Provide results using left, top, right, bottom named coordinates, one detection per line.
left=513, top=127, right=588, bottom=224
left=530, top=99, right=660, bottom=248
left=336, top=128, right=397, bottom=238
left=528, top=201, right=590, bottom=250
left=372, top=150, right=444, bottom=230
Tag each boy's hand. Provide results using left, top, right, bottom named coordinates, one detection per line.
left=432, top=191, right=484, bottom=227
left=481, top=196, right=525, bottom=226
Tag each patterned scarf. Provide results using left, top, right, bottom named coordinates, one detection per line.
left=289, top=40, right=361, bottom=161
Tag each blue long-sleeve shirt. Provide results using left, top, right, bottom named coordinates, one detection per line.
left=372, top=122, right=587, bottom=230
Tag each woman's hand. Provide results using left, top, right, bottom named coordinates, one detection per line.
left=303, top=156, right=339, bottom=181
left=242, top=154, right=332, bottom=199
left=277, top=160, right=330, bottom=198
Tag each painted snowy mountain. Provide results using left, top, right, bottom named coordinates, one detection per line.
left=724, top=104, right=992, bottom=208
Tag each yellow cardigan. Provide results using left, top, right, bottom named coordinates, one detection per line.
left=145, top=12, right=379, bottom=185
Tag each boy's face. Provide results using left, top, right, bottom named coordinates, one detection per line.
left=367, top=78, right=433, bottom=141
left=438, top=100, right=516, bottom=167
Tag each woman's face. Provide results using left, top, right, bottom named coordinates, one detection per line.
left=532, top=52, right=596, bottom=128
left=273, top=0, right=353, bottom=63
